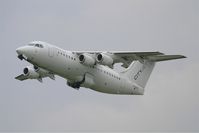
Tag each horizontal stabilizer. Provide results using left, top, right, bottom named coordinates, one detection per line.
left=146, top=55, right=186, bottom=62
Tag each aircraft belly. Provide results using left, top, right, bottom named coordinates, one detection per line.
left=90, top=74, right=123, bottom=94
left=93, top=78, right=139, bottom=95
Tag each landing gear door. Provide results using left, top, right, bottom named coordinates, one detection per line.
left=48, top=46, right=54, bottom=57
left=82, top=73, right=95, bottom=88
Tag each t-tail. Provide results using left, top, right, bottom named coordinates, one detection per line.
left=121, top=54, right=186, bottom=94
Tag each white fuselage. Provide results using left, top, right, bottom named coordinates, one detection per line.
left=16, top=41, right=186, bottom=95
left=20, top=43, right=144, bottom=95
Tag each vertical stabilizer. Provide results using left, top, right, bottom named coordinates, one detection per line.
left=121, top=61, right=155, bottom=89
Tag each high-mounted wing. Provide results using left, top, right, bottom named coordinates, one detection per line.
left=145, top=55, right=186, bottom=62
left=112, top=51, right=164, bottom=67
left=74, top=51, right=185, bottom=68
left=112, top=52, right=186, bottom=67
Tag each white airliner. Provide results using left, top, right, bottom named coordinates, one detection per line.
left=15, top=41, right=186, bottom=95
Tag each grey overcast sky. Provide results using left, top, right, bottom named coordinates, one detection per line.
left=0, top=0, right=198, bottom=132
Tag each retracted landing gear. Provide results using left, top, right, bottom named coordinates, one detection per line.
left=67, top=74, right=85, bottom=90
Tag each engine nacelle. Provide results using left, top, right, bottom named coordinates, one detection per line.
left=96, top=53, right=113, bottom=67
left=33, top=66, right=49, bottom=76
left=78, top=54, right=95, bottom=66
left=23, top=66, right=40, bottom=79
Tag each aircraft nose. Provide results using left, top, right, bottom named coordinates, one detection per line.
left=16, top=46, right=33, bottom=60
left=16, top=46, right=26, bottom=55
left=16, top=47, right=21, bottom=54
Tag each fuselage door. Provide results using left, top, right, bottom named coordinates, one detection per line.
left=34, top=45, right=38, bottom=54
left=48, top=46, right=54, bottom=57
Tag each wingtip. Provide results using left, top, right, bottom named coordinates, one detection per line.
left=178, top=55, right=187, bottom=59
left=182, top=55, right=187, bottom=58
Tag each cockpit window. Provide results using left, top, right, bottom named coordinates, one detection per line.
left=35, top=44, right=40, bottom=47
left=34, top=44, right=44, bottom=48
left=39, top=44, right=44, bottom=48
left=28, top=43, right=44, bottom=48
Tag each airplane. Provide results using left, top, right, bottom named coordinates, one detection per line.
left=15, top=41, right=186, bottom=95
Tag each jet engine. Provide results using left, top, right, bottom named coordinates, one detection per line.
left=34, top=66, right=49, bottom=76
left=96, top=53, right=113, bottom=67
left=23, top=66, right=40, bottom=79
left=78, top=54, right=95, bottom=66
